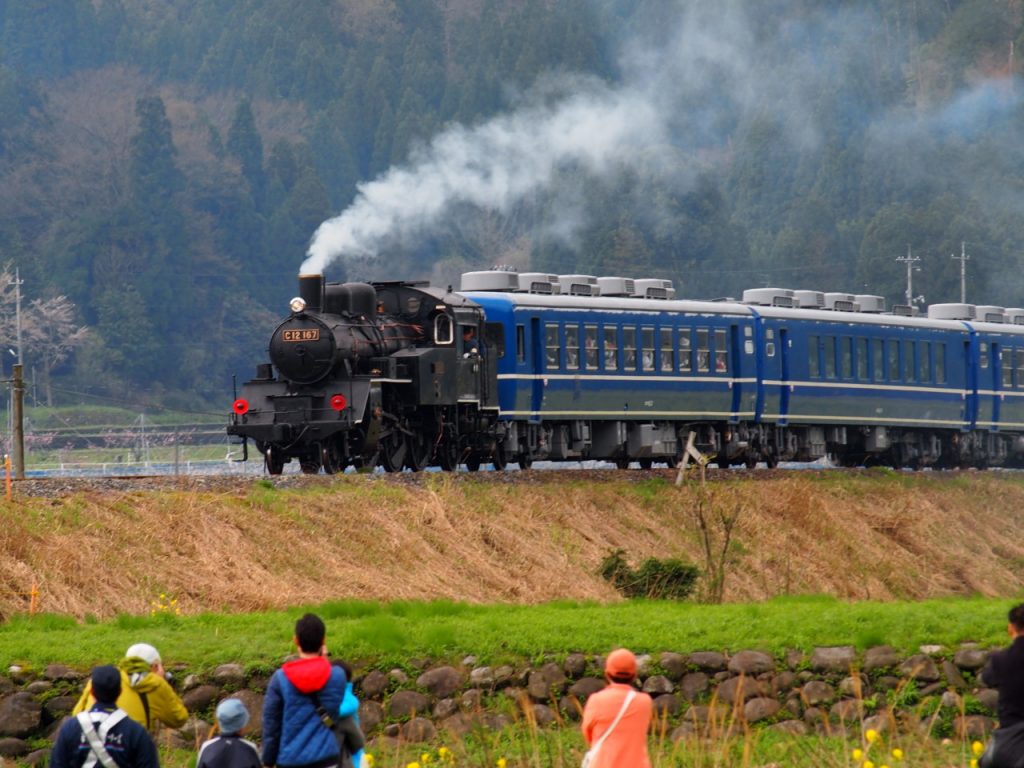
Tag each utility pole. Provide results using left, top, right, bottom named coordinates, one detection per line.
left=896, top=246, right=921, bottom=307
left=12, top=364, right=24, bottom=479
left=12, top=268, right=22, bottom=367
left=952, top=241, right=970, bottom=303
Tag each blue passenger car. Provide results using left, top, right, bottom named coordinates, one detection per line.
left=462, top=273, right=1024, bottom=469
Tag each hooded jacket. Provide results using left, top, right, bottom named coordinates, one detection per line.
left=72, top=656, right=188, bottom=731
left=261, top=656, right=346, bottom=768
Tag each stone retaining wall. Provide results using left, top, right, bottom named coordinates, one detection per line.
left=0, top=643, right=1002, bottom=763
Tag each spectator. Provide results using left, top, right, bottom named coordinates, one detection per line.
left=51, top=665, right=159, bottom=768
left=197, top=699, right=261, bottom=768
left=980, top=604, right=1024, bottom=768
left=73, top=643, right=188, bottom=732
left=581, top=649, right=653, bottom=768
left=330, top=660, right=366, bottom=768
left=261, top=613, right=346, bottom=768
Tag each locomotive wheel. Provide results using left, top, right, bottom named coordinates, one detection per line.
left=405, top=430, right=433, bottom=472
left=265, top=448, right=285, bottom=475
left=745, top=456, right=758, bottom=469
left=321, top=444, right=343, bottom=475
left=615, top=458, right=630, bottom=470
left=300, top=452, right=321, bottom=474
left=639, top=459, right=653, bottom=470
left=438, top=440, right=459, bottom=471
left=516, top=452, right=533, bottom=470
left=380, top=430, right=408, bottom=473
left=492, top=442, right=508, bottom=471
left=465, top=455, right=481, bottom=472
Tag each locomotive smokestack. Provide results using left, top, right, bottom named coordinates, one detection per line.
left=298, top=274, right=323, bottom=313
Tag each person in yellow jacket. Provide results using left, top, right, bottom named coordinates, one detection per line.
left=72, top=642, right=188, bottom=731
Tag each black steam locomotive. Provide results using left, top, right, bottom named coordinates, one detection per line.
left=228, top=273, right=505, bottom=474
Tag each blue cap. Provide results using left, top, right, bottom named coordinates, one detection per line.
left=216, top=698, right=249, bottom=734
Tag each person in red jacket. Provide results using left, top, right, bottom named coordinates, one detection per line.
left=581, top=648, right=653, bottom=768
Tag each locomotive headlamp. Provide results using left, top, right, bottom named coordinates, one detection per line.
left=289, top=296, right=307, bottom=313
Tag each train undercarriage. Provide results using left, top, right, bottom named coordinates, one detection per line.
left=252, top=393, right=1024, bottom=473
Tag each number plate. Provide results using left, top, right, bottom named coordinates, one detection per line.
left=282, top=329, right=320, bottom=342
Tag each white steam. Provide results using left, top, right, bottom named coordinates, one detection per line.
left=302, top=76, right=666, bottom=274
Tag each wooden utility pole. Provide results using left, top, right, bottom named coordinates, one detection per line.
left=12, top=364, right=24, bottom=479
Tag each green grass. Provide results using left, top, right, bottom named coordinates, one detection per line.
left=0, top=595, right=1016, bottom=673
left=153, top=715, right=984, bottom=768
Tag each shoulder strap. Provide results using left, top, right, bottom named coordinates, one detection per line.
left=308, top=689, right=335, bottom=728
left=137, top=691, right=151, bottom=730
left=77, top=710, right=128, bottom=768
left=590, top=690, right=637, bottom=757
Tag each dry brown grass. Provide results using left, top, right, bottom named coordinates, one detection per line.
left=2, top=470, right=1024, bottom=618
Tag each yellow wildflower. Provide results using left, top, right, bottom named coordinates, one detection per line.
left=852, top=748, right=864, bottom=761
left=863, top=761, right=875, bottom=768
left=865, top=729, right=879, bottom=743
left=973, top=741, right=985, bottom=757
left=407, top=763, right=421, bottom=768
left=497, top=759, right=507, bottom=768
left=890, top=747, right=903, bottom=760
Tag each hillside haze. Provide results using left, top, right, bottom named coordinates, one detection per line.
left=1, top=0, right=1023, bottom=405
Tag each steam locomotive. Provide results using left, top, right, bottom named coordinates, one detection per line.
left=228, top=270, right=1024, bottom=473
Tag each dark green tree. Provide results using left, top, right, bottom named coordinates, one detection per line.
left=227, top=97, right=265, bottom=208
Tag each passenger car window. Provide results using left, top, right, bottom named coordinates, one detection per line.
left=679, top=329, right=692, bottom=371
left=660, top=328, right=674, bottom=372
left=809, top=335, right=819, bottom=378
left=565, top=325, right=580, bottom=370
left=919, top=341, right=930, bottom=383
left=545, top=324, right=560, bottom=368
left=641, top=327, right=655, bottom=372
left=840, top=337, right=852, bottom=378
left=904, top=340, right=915, bottom=382
left=603, top=326, right=618, bottom=370
left=824, top=337, right=836, bottom=379
left=714, top=329, right=728, bottom=373
left=623, top=328, right=637, bottom=370
left=936, top=343, right=947, bottom=384
left=873, top=339, right=884, bottom=382
left=857, top=338, right=868, bottom=380
left=584, top=325, right=598, bottom=370
left=696, top=328, right=710, bottom=372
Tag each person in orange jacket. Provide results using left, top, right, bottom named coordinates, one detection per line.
left=581, top=648, right=653, bottom=768
left=72, top=642, right=188, bottom=732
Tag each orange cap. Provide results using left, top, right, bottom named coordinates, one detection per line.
left=605, top=648, right=638, bottom=679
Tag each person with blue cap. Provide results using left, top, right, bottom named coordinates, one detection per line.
left=51, top=665, right=159, bottom=768
left=196, top=698, right=261, bottom=768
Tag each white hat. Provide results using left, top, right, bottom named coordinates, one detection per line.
left=125, top=643, right=161, bottom=665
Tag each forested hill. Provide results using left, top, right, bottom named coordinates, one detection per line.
left=0, top=0, right=1022, bottom=406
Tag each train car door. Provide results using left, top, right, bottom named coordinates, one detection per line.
left=759, top=321, right=790, bottom=425
left=984, top=339, right=1002, bottom=430
left=964, top=335, right=978, bottom=429
left=530, top=316, right=544, bottom=423
left=729, top=323, right=742, bottom=423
